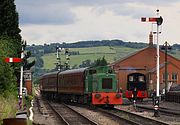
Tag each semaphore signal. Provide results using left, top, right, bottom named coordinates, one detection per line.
left=141, top=16, right=163, bottom=25
left=141, top=9, right=163, bottom=117
left=141, top=17, right=157, bottom=22
left=5, top=57, right=22, bottom=63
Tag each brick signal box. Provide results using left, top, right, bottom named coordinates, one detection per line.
left=23, top=70, right=32, bottom=95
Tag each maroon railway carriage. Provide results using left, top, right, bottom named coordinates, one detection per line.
left=39, top=71, right=58, bottom=94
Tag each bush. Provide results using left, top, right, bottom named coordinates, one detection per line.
left=0, top=95, right=18, bottom=124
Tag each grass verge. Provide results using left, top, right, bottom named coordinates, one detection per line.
left=0, top=95, right=18, bottom=125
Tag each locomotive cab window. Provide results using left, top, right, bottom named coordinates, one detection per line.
left=102, top=78, right=112, bottom=89
left=89, top=70, right=96, bottom=75
left=139, top=76, right=145, bottom=82
left=129, top=76, right=134, bottom=82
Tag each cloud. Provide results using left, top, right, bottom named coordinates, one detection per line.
left=16, top=0, right=180, bottom=45
left=15, top=1, right=77, bottom=25
left=15, top=0, right=180, bottom=25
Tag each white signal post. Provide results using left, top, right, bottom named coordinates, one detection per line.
left=19, top=46, right=24, bottom=105
left=4, top=48, right=24, bottom=110
left=156, top=10, right=160, bottom=97
left=141, top=9, right=163, bottom=117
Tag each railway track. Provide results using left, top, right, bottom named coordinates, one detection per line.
left=96, top=108, right=140, bottom=125
left=48, top=102, right=98, bottom=125
left=103, top=107, right=169, bottom=125
left=136, top=104, right=180, bottom=116
left=67, top=103, right=168, bottom=125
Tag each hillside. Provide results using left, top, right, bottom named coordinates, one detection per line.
left=27, top=40, right=148, bottom=56
left=29, top=41, right=180, bottom=78
left=41, top=46, right=139, bottom=69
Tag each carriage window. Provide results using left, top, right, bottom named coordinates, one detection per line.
left=129, top=76, right=134, bottom=82
left=89, top=70, right=96, bottom=75
left=139, top=76, right=145, bottom=82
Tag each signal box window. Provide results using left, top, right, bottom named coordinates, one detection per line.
left=163, top=73, right=169, bottom=81
left=129, top=76, right=133, bottom=82
left=102, top=78, right=112, bottom=89
left=172, top=73, right=178, bottom=81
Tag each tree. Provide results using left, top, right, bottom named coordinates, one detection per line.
left=93, top=56, right=108, bottom=67
left=79, top=59, right=93, bottom=68
left=22, top=41, right=36, bottom=70
left=0, top=39, right=17, bottom=97
left=35, top=56, right=44, bottom=68
left=0, top=0, right=21, bottom=44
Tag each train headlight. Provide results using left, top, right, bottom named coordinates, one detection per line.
left=116, top=93, right=121, bottom=98
left=95, top=94, right=101, bottom=99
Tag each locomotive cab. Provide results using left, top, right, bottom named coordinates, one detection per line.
left=85, top=66, right=122, bottom=105
left=126, top=73, right=148, bottom=101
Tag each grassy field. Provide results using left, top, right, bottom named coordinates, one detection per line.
left=35, top=46, right=180, bottom=70
left=169, top=49, right=180, bottom=59
left=41, top=46, right=139, bottom=69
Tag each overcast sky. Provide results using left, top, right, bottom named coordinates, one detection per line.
left=15, top=0, right=180, bottom=45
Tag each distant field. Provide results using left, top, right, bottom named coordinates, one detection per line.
left=169, top=50, right=180, bottom=59
left=41, top=46, right=139, bottom=69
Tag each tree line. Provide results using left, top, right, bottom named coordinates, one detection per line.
left=27, top=40, right=180, bottom=56
left=27, top=40, right=149, bottom=56
left=0, top=0, right=22, bottom=97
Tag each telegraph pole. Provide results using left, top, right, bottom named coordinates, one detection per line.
left=161, top=41, right=171, bottom=96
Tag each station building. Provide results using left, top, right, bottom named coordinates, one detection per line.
left=110, top=32, right=180, bottom=94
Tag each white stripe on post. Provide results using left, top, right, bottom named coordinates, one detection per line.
left=9, top=58, right=13, bottom=62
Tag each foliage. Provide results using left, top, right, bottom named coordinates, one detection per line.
left=32, top=67, right=50, bottom=80
left=93, top=56, right=108, bottom=67
left=21, top=41, right=36, bottom=70
left=0, top=94, right=18, bottom=124
left=0, top=0, right=22, bottom=92
left=78, top=56, right=108, bottom=68
left=35, top=56, right=44, bottom=68
left=33, top=78, right=40, bottom=85
left=0, top=38, right=18, bottom=97
left=172, top=44, right=180, bottom=51
left=0, top=0, right=21, bottom=48
left=0, top=61, right=17, bottom=97
left=0, top=1, right=22, bottom=122
left=0, top=37, right=19, bottom=57
left=37, top=46, right=138, bottom=70
left=26, top=40, right=148, bottom=55
left=72, top=64, right=78, bottom=69
left=79, top=59, right=93, bottom=68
